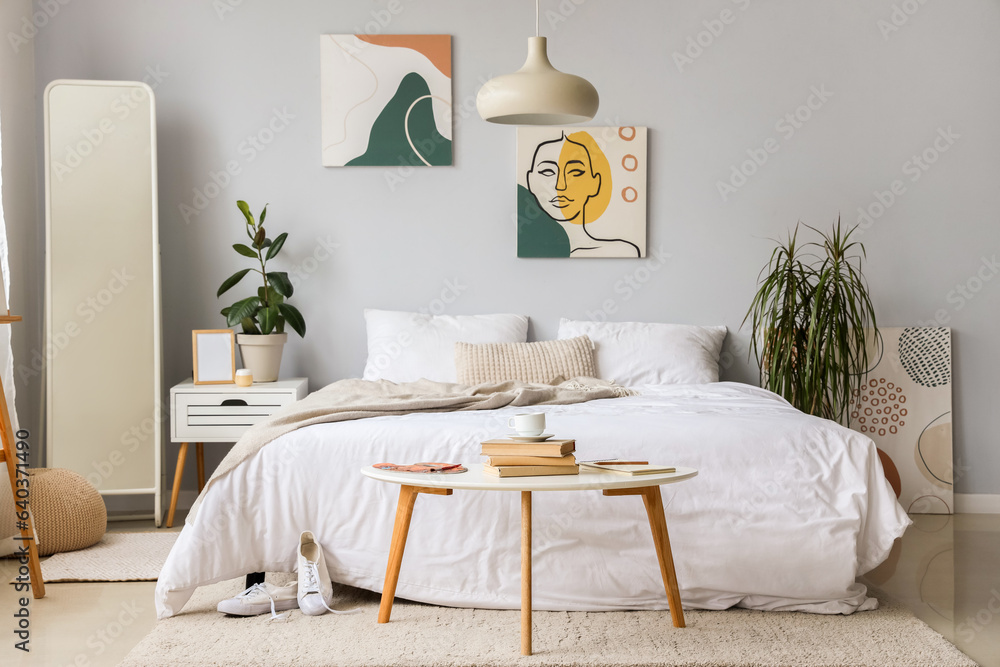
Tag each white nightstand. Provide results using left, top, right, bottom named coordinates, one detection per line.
left=166, top=377, right=308, bottom=526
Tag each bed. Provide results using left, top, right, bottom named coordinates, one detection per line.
left=155, top=380, right=909, bottom=619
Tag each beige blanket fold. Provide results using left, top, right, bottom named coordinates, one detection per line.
left=187, top=377, right=634, bottom=520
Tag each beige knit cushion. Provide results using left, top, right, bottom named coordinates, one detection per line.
left=455, top=336, right=596, bottom=384
left=28, top=468, right=106, bottom=556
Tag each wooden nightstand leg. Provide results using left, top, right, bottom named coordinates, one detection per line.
left=521, top=490, right=532, bottom=656
left=604, top=486, right=685, bottom=628
left=378, top=484, right=452, bottom=623
left=166, top=442, right=189, bottom=529
left=195, top=443, right=205, bottom=492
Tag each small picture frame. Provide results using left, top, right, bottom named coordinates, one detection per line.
left=192, top=329, right=236, bottom=385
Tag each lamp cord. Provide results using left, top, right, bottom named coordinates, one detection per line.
left=535, top=0, right=539, bottom=37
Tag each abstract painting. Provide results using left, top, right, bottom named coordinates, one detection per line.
left=516, top=127, right=647, bottom=258
left=850, top=327, right=954, bottom=514
left=320, top=35, right=452, bottom=167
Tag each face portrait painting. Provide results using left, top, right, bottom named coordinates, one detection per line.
left=518, top=128, right=645, bottom=258
left=527, top=134, right=604, bottom=224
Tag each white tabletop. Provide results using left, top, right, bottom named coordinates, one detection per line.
left=361, top=463, right=698, bottom=492
left=170, top=377, right=308, bottom=392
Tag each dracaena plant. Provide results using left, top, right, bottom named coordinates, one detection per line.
left=743, top=218, right=879, bottom=423
left=217, top=201, right=306, bottom=337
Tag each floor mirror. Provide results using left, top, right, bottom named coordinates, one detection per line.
left=44, top=80, right=163, bottom=525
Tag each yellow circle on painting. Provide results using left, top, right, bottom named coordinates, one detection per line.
left=564, top=131, right=612, bottom=223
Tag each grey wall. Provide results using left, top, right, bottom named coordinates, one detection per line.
left=0, top=0, right=41, bottom=461
left=25, top=0, right=1000, bottom=495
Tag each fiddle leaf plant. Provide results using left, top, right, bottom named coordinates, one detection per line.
left=217, top=200, right=306, bottom=337
left=743, top=218, right=878, bottom=424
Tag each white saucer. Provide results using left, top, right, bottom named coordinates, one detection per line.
left=508, top=433, right=555, bottom=442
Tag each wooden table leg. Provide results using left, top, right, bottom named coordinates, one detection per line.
left=604, top=486, right=685, bottom=628
left=522, top=490, right=532, bottom=656
left=195, top=443, right=205, bottom=492
left=166, top=442, right=188, bottom=529
left=378, top=484, right=452, bottom=623
left=640, top=487, right=685, bottom=628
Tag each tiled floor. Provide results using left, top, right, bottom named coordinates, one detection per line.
left=862, top=513, right=1000, bottom=667
left=1, top=512, right=996, bottom=666
left=0, top=515, right=183, bottom=667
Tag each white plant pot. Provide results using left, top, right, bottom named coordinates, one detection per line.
left=236, top=333, right=288, bottom=382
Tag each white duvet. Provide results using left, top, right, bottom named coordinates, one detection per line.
left=155, top=382, right=910, bottom=619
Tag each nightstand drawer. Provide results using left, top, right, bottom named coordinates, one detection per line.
left=173, top=391, right=293, bottom=440
left=187, top=415, right=272, bottom=426
left=169, top=377, right=307, bottom=443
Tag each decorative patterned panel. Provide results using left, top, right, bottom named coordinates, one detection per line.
left=850, top=327, right=954, bottom=514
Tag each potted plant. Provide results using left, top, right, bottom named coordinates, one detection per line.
left=743, top=218, right=879, bottom=423
left=217, top=200, right=306, bottom=382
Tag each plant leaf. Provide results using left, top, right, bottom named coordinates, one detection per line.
left=240, top=317, right=260, bottom=335
left=278, top=303, right=306, bottom=337
left=226, top=297, right=260, bottom=327
left=267, top=271, right=293, bottom=297
left=217, top=268, right=251, bottom=297
left=259, top=204, right=268, bottom=226
left=237, top=200, right=254, bottom=227
left=266, top=232, right=287, bottom=261
left=233, top=243, right=258, bottom=258
left=259, top=285, right=284, bottom=305
left=253, top=227, right=266, bottom=249
left=259, top=305, right=279, bottom=335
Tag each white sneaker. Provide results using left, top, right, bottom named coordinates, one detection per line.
left=297, top=531, right=336, bottom=616
left=297, top=531, right=362, bottom=617
left=217, top=581, right=298, bottom=620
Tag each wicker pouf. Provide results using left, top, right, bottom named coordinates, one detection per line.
left=27, top=468, right=107, bottom=556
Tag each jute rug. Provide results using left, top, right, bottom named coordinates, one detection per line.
left=120, top=574, right=975, bottom=667
left=35, top=532, right=177, bottom=582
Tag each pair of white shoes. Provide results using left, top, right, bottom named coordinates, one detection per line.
left=217, top=531, right=357, bottom=620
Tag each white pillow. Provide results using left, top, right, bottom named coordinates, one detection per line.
left=556, top=319, right=727, bottom=386
left=363, top=310, right=529, bottom=382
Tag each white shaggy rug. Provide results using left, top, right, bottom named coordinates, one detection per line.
left=119, top=574, right=975, bottom=667
left=36, top=532, right=178, bottom=582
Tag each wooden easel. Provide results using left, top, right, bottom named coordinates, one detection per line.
left=0, top=314, right=45, bottom=598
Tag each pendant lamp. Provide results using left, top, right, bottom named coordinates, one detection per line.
left=476, top=0, right=599, bottom=125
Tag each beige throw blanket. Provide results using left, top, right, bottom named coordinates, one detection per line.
left=188, top=377, right=634, bottom=520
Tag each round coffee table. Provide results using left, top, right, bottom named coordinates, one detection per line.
left=362, top=463, right=698, bottom=656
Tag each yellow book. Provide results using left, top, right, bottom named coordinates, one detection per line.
left=482, top=464, right=580, bottom=478
left=485, top=453, right=577, bottom=467
left=579, top=462, right=676, bottom=476
left=480, top=439, right=575, bottom=457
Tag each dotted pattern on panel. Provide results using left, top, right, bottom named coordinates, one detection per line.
left=898, top=327, right=951, bottom=388
left=852, top=377, right=907, bottom=437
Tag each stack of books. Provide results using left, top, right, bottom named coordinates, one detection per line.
left=481, top=438, right=579, bottom=477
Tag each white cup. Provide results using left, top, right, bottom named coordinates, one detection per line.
left=508, top=413, right=545, bottom=437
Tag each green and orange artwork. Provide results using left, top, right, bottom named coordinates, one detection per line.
left=517, top=127, right=647, bottom=258
left=321, top=35, right=452, bottom=167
